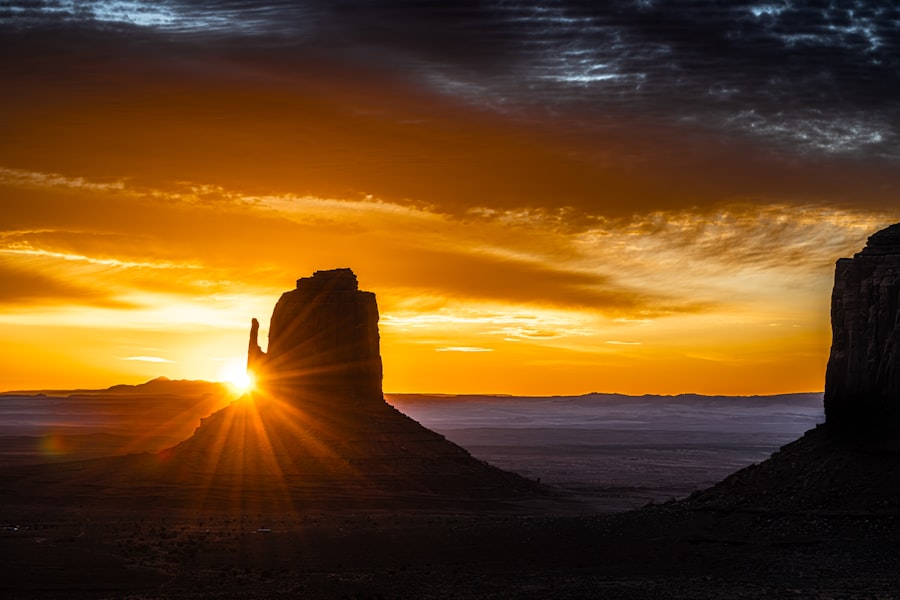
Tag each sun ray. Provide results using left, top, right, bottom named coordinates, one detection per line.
left=217, top=357, right=255, bottom=394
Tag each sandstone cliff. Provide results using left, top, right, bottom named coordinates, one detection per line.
left=824, top=223, right=900, bottom=428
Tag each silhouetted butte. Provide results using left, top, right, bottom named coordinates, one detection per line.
left=691, top=222, right=900, bottom=512
left=0, top=269, right=540, bottom=511
left=157, top=268, right=540, bottom=508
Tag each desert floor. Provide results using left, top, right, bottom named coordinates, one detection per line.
left=2, top=496, right=900, bottom=599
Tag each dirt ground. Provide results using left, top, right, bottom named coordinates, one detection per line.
left=2, top=498, right=900, bottom=599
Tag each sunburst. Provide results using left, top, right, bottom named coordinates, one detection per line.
left=218, top=357, right=255, bottom=394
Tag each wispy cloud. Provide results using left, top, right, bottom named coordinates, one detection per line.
left=3, top=167, right=891, bottom=323
left=0, top=247, right=201, bottom=270
left=121, top=355, right=174, bottom=363
left=0, top=167, right=127, bottom=192
left=435, top=347, right=493, bottom=353
left=0, top=260, right=136, bottom=308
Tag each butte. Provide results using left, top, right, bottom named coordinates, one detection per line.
left=690, top=222, right=900, bottom=513
left=1, top=269, right=541, bottom=513
left=162, top=268, right=542, bottom=510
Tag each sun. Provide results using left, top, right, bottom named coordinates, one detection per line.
left=218, top=357, right=255, bottom=394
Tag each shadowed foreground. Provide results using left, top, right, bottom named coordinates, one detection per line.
left=2, top=498, right=899, bottom=599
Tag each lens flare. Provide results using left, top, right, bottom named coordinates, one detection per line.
left=218, top=357, right=254, bottom=394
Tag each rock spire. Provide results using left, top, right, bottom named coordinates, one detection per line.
left=824, top=223, right=900, bottom=428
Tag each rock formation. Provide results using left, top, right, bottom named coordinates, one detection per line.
left=0, top=268, right=543, bottom=512
left=248, top=268, right=382, bottom=400
left=689, top=222, right=900, bottom=513
left=824, top=223, right=900, bottom=428
left=146, top=268, right=540, bottom=508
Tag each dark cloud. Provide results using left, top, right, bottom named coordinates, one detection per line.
left=1, top=1, right=898, bottom=216
left=372, top=245, right=710, bottom=317
left=0, top=260, right=135, bottom=308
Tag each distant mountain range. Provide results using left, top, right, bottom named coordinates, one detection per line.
left=1, top=376, right=235, bottom=398
left=0, top=378, right=238, bottom=465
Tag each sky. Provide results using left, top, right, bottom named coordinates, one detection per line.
left=1, top=0, right=898, bottom=395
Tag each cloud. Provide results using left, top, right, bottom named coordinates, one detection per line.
left=435, top=347, right=493, bottom=353
left=0, top=176, right=291, bottom=297
left=0, top=260, right=135, bottom=308
left=3, top=168, right=891, bottom=327
left=0, top=167, right=127, bottom=192
left=604, top=204, right=893, bottom=273
left=121, top=355, right=174, bottom=363
left=383, top=306, right=599, bottom=342
left=0, top=246, right=201, bottom=271
left=375, top=246, right=659, bottom=313
left=2, top=3, right=899, bottom=220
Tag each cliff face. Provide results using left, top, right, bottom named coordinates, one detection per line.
left=687, top=223, right=900, bottom=513
left=249, top=268, right=383, bottom=401
left=824, top=223, right=900, bottom=427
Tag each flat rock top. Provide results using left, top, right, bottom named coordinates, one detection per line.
left=861, top=223, right=900, bottom=256
left=295, top=268, right=359, bottom=291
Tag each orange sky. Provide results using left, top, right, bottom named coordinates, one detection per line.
left=1, top=5, right=897, bottom=395
left=1, top=162, right=890, bottom=395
